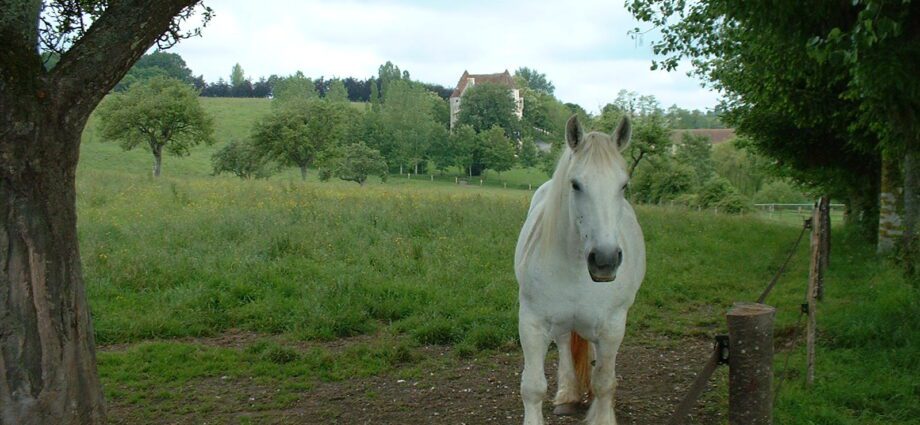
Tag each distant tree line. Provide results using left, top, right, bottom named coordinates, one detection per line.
left=115, top=52, right=454, bottom=102
left=108, top=53, right=760, bottom=201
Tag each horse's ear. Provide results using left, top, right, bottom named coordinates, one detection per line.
left=565, top=115, right=584, bottom=151
left=612, top=115, right=632, bottom=152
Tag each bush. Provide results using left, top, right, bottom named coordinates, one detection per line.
left=699, top=176, right=749, bottom=213
left=212, top=140, right=276, bottom=179
left=753, top=180, right=808, bottom=204
left=715, top=192, right=750, bottom=214
left=631, top=159, right=696, bottom=204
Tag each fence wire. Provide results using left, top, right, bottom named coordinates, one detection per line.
left=668, top=216, right=816, bottom=424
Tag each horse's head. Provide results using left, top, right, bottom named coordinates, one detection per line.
left=561, top=114, right=632, bottom=282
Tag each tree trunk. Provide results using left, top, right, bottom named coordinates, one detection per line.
left=903, top=138, right=919, bottom=276
left=1, top=1, right=205, bottom=424
left=1, top=119, right=106, bottom=424
left=878, top=151, right=903, bottom=254
left=299, top=165, right=308, bottom=181
left=153, top=148, right=163, bottom=177
left=845, top=173, right=880, bottom=244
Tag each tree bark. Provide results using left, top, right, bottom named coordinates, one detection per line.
left=1, top=106, right=105, bottom=424
left=153, top=148, right=163, bottom=177
left=877, top=151, right=903, bottom=254
left=903, top=138, right=919, bottom=276
left=300, top=164, right=308, bottom=181
left=1, top=1, right=202, bottom=423
left=845, top=172, right=880, bottom=244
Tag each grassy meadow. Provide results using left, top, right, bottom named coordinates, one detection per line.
left=78, top=97, right=918, bottom=424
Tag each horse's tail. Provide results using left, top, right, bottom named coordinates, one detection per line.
left=570, top=331, right=592, bottom=396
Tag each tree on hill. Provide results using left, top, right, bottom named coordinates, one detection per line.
left=252, top=99, right=352, bottom=179
left=115, top=51, right=195, bottom=91
left=457, top=83, right=520, bottom=138
left=326, top=78, right=349, bottom=103
left=272, top=72, right=317, bottom=103
left=230, top=63, right=246, bottom=86
left=519, top=137, right=540, bottom=168
left=481, top=125, right=516, bottom=175
left=674, top=133, right=715, bottom=187
left=451, top=124, right=479, bottom=176
left=0, top=2, right=212, bottom=422
left=98, top=76, right=215, bottom=177
left=514, top=67, right=555, bottom=95
left=381, top=79, right=442, bottom=174
left=229, top=63, right=253, bottom=97
left=322, top=142, right=388, bottom=186
left=377, top=61, right=404, bottom=97
left=211, top=139, right=275, bottom=179
left=429, top=126, right=457, bottom=172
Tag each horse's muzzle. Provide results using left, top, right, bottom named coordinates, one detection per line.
left=587, top=247, right=623, bottom=282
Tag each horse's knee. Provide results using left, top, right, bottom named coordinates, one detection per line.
left=521, top=371, right=548, bottom=401
left=591, top=365, right=617, bottom=396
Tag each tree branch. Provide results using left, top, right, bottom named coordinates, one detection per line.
left=50, top=0, right=201, bottom=119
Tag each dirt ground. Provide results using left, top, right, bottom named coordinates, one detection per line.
left=104, top=332, right=724, bottom=425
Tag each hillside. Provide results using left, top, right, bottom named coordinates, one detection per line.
left=78, top=97, right=550, bottom=187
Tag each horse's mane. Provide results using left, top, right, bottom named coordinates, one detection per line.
left=525, top=132, right=628, bottom=260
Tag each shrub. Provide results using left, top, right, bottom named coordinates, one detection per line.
left=700, top=176, right=750, bottom=214
left=753, top=180, right=808, bottom=204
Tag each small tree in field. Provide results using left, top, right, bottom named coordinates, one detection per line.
left=323, top=142, right=388, bottom=185
left=481, top=125, right=516, bottom=175
left=326, top=79, right=349, bottom=103
left=252, top=99, right=351, bottom=179
left=98, top=76, right=214, bottom=177
left=519, top=136, right=539, bottom=168
left=451, top=124, right=479, bottom=176
left=211, top=140, right=275, bottom=179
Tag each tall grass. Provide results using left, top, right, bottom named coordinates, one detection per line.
left=77, top=97, right=917, bottom=423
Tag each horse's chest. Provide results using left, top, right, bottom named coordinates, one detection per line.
left=520, top=268, right=630, bottom=325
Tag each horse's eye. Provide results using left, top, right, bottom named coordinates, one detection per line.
left=621, top=183, right=629, bottom=192
left=571, top=181, right=581, bottom=192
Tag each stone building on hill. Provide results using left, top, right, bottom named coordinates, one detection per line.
left=449, top=70, right=524, bottom=129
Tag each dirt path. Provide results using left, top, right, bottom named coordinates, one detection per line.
left=104, top=333, right=723, bottom=424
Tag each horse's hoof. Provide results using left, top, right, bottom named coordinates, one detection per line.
left=553, top=402, right=586, bottom=416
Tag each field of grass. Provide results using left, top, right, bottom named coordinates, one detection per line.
left=76, top=97, right=918, bottom=424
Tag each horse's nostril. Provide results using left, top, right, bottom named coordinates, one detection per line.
left=588, top=251, right=597, bottom=266
left=616, top=249, right=623, bottom=267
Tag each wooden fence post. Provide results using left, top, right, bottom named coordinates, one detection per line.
left=727, top=302, right=775, bottom=425
left=806, top=200, right=824, bottom=386
left=816, top=197, right=831, bottom=300
left=820, top=196, right=831, bottom=268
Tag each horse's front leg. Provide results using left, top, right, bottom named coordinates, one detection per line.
left=585, top=313, right=627, bottom=425
left=519, top=313, right=551, bottom=425
left=553, top=331, right=583, bottom=414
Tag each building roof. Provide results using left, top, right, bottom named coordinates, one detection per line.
left=450, top=70, right=516, bottom=98
left=670, top=128, right=736, bottom=144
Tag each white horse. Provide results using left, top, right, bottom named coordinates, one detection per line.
left=514, top=114, right=646, bottom=425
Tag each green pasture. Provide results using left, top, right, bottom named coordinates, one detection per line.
left=77, top=97, right=917, bottom=424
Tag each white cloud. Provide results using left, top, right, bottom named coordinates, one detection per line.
left=172, top=0, right=719, bottom=112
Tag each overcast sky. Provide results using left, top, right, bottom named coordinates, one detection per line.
left=171, top=0, right=720, bottom=113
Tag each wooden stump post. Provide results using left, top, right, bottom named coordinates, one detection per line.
left=814, top=197, right=830, bottom=300
left=727, top=302, right=775, bottom=425
left=806, top=201, right=823, bottom=386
